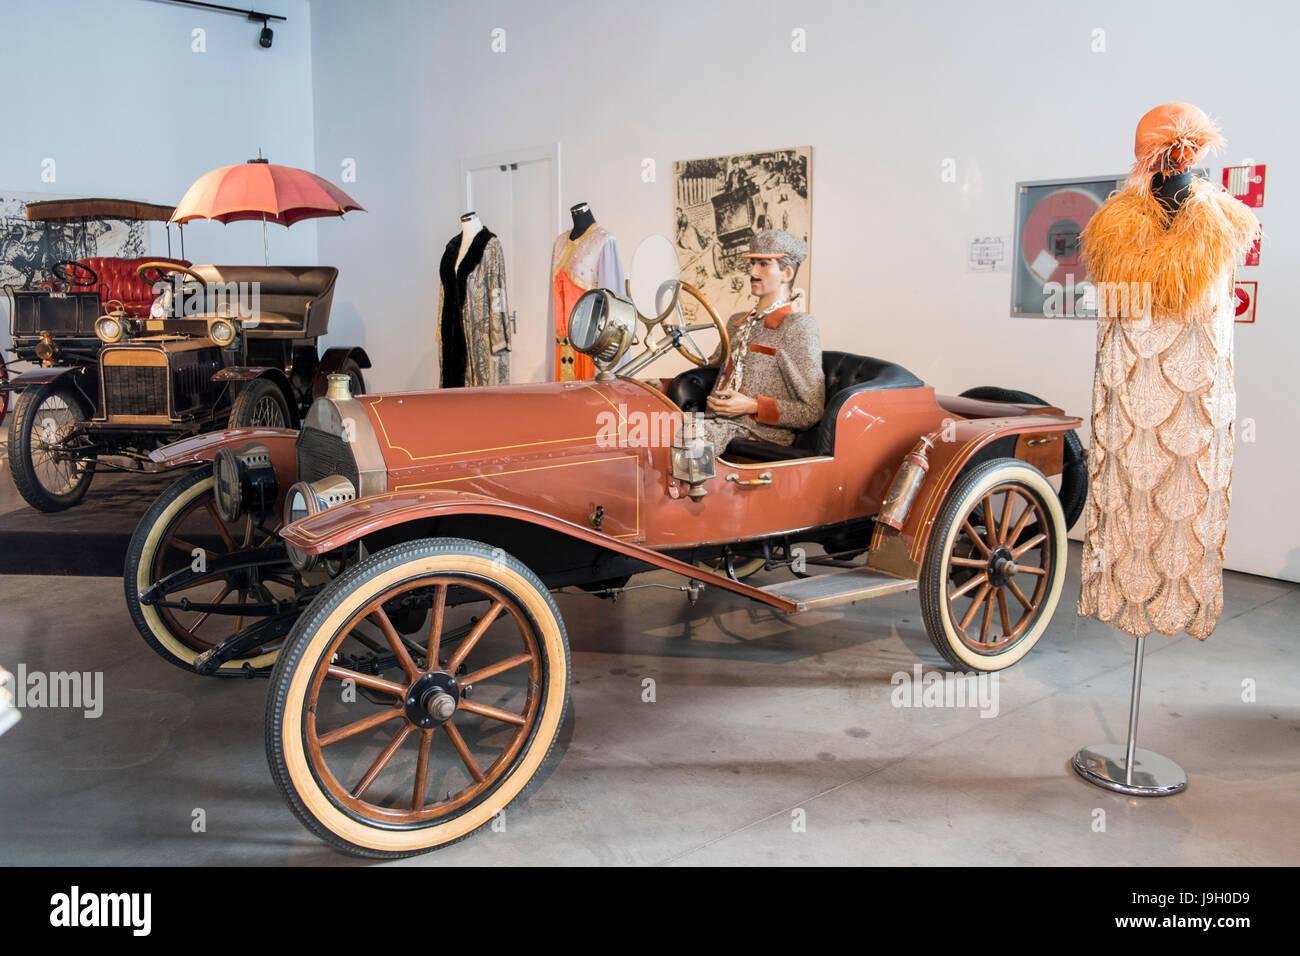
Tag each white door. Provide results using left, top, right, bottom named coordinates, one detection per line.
left=464, top=147, right=559, bottom=384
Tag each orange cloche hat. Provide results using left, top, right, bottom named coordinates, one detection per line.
left=1132, top=102, right=1225, bottom=179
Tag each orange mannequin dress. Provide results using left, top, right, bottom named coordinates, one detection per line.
left=549, top=223, right=624, bottom=381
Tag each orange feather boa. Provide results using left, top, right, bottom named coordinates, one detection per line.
left=1080, top=178, right=1259, bottom=319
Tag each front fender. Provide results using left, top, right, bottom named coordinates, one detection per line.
left=868, top=412, right=1083, bottom=576
left=4, top=364, right=97, bottom=409
left=279, top=488, right=798, bottom=612
left=147, top=428, right=299, bottom=498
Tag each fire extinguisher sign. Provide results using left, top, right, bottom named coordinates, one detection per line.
left=1223, top=164, right=1266, bottom=207
left=1234, top=281, right=1257, bottom=324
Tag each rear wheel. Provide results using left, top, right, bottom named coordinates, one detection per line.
left=336, top=357, right=366, bottom=395
left=266, top=537, right=571, bottom=858
left=919, top=459, right=1067, bottom=671
left=230, top=377, right=292, bottom=429
left=6, top=378, right=97, bottom=511
left=959, top=386, right=1086, bottom=531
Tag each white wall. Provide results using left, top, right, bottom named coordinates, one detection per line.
left=0, top=0, right=318, bottom=346
left=309, top=0, right=1300, bottom=582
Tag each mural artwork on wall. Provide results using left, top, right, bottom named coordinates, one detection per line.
left=673, top=146, right=812, bottom=320
left=0, top=192, right=147, bottom=289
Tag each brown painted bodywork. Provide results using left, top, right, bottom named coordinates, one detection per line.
left=149, top=427, right=300, bottom=512
left=275, top=376, right=1080, bottom=576
left=278, top=489, right=799, bottom=612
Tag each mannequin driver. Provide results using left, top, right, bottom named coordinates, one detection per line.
left=696, top=229, right=824, bottom=452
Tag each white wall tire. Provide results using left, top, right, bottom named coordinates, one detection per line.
left=265, top=537, right=570, bottom=858
left=919, top=459, right=1067, bottom=671
left=124, top=469, right=288, bottom=675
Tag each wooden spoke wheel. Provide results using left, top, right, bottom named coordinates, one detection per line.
left=266, top=538, right=570, bottom=858
left=920, top=459, right=1067, bottom=671
left=124, top=468, right=298, bottom=675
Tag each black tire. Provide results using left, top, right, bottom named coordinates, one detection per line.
left=694, top=555, right=766, bottom=581
left=229, top=377, right=292, bottom=429
left=266, top=537, right=571, bottom=858
left=124, top=468, right=294, bottom=675
left=337, top=357, right=366, bottom=396
left=919, top=458, right=1068, bottom=671
left=959, top=386, right=1087, bottom=531
left=0, top=355, right=9, bottom=428
left=6, top=378, right=96, bottom=511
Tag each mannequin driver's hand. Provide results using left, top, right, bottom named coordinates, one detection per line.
left=707, top=391, right=759, bottom=417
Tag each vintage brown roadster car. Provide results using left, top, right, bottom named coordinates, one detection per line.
left=123, top=239, right=1085, bottom=857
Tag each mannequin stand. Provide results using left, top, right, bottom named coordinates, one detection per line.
left=1071, top=636, right=1187, bottom=796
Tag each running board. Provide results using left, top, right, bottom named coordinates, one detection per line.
left=760, top=566, right=918, bottom=612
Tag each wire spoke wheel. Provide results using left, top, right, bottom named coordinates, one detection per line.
left=267, top=538, right=570, bottom=858
left=920, top=459, right=1067, bottom=671
left=249, top=395, right=287, bottom=427
left=7, top=379, right=97, bottom=511
left=29, top=392, right=88, bottom=495
left=125, top=469, right=298, bottom=674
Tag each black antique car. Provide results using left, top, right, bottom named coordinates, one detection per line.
left=6, top=259, right=370, bottom=510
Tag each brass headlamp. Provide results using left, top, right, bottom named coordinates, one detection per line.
left=207, top=316, right=239, bottom=349
left=282, top=475, right=357, bottom=570
left=568, top=289, right=636, bottom=378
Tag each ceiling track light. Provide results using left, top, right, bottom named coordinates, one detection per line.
left=149, top=1, right=286, bottom=50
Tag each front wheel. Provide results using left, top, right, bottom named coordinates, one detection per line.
left=6, top=378, right=97, bottom=511
left=919, top=459, right=1067, bottom=671
left=266, top=537, right=571, bottom=858
left=124, top=468, right=298, bottom=675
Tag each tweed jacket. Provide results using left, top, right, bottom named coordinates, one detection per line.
left=700, top=304, right=824, bottom=447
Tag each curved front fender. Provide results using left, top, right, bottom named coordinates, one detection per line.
left=280, top=489, right=798, bottom=612
left=148, top=427, right=299, bottom=468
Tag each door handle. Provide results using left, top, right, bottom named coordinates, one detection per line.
left=726, top=472, right=772, bottom=487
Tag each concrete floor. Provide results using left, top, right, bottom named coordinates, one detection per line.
left=0, top=530, right=1296, bottom=866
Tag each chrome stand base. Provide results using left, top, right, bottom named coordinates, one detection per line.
left=1071, top=743, right=1187, bottom=797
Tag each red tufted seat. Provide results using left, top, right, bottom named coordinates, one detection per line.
left=77, top=256, right=191, bottom=316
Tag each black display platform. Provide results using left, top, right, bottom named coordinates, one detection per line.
left=0, top=445, right=183, bottom=576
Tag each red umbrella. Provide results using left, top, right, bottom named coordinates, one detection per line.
left=171, top=153, right=364, bottom=261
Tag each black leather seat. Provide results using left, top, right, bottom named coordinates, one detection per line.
left=666, top=350, right=924, bottom=461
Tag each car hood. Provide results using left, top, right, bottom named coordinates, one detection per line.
left=358, top=378, right=683, bottom=475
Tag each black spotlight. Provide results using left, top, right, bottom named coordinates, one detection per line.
left=259, top=24, right=273, bottom=47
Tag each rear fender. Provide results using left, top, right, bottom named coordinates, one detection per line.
left=867, top=413, right=1082, bottom=577
left=280, top=488, right=798, bottom=612
left=215, top=367, right=299, bottom=425
left=147, top=428, right=299, bottom=510
left=313, top=346, right=372, bottom=399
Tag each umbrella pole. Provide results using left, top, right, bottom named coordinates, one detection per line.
left=262, top=213, right=269, bottom=266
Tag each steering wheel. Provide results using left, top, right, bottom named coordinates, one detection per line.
left=657, top=281, right=730, bottom=369
left=51, top=259, right=99, bottom=289
left=137, top=261, right=205, bottom=288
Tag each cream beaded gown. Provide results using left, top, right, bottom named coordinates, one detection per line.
left=1077, top=176, right=1258, bottom=639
